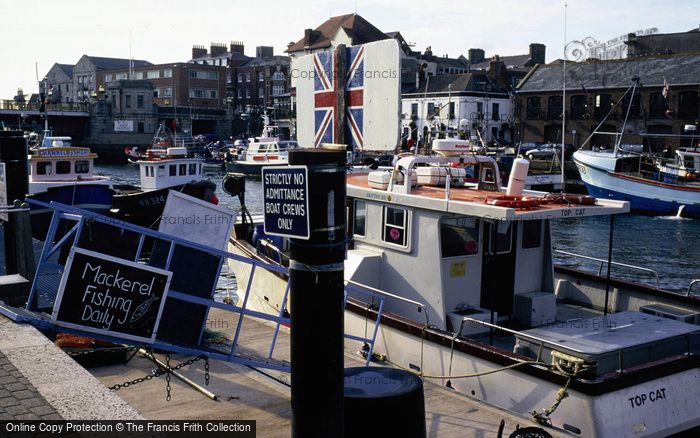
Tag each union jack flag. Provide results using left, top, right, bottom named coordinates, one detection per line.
left=313, top=46, right=365, bottom=149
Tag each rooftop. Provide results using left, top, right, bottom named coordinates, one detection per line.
left=286, top=13, right=389, bottom=53
left=518, top=53, right=700, bottom=93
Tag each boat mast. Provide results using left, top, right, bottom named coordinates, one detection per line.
left=615, top=77, right=639, bottom=156
left=561, top=1, right=567, bottom=192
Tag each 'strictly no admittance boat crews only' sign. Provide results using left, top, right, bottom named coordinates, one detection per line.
left=51, top=248, right=172, bottom=343
left=262, top=165, right=310, bottom=239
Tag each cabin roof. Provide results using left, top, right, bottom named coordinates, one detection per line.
left=346, top=172, right=629, bottom=221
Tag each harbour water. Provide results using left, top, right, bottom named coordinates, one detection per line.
left=97, top=163, right=700, bottom=294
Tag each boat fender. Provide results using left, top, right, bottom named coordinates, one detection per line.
left=485, top=195, right=540, bottom=209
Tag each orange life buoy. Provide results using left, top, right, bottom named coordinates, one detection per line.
left=485, top=195, right=540, bottom=209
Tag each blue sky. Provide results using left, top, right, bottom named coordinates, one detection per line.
left=1, top=0, right=699, bottom=98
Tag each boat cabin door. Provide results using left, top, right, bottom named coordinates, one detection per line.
left=480, top=220, right=517, bottom=315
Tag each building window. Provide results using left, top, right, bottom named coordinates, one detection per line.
left=238, top=88, right=242, bottom=99
left=272, top=71, right=285, bottom=81
left=75, top=161, right=89, bottom=174
left=147, top=70, right=160, bottom=79
left=125, top=94, right=131, bottom=108
left=522, top=220, right=542, bottom=249
left=189, top=89, right=204, bottom=98
left=594, top=94, right=612, bottom=119
left=245, top=72, right=251, bottom=82
left=622, top=93, right=641, bottom=119
left=56, top=161, right=71, bottom=175
left=411, top=103, right=418, bottom=118
left=246, top=88, right=251, bottom=98
left=237, top=73, right=243, bottom=83
left=476, top=102, right=484, bottom=119
left=272, top=85, right=285, bottom=96
left=259, top=87, right=264, bottom=100
left=382, top=206, right=408, bottom=247
left=649, top=92, right=667, bottom=119
left=547, top=96, right=562, bottom=120
left=105, top=74, right=113, bottom=82
left=164, top=88, right=172, bottom=98
left=137, top=122, right=144, bottom=133
left=163, top=69, right=172, bottom=78
left=526, top=97, right=541, bottom=120
left=570, top=95, right=587, bottom=119
left=116, top=73, right=128, bottom=80
left=153, top=89, right=160, bottom=98
left=427, top=103, right=436, bottom=118
left=492, top=102, right=500, bottom=121
left=440, top=217, right=479, bottom=258
left=210, top=90, right=218, bottom=99
left=678, top=91, right=699, bottom=119
left=259, top=71, right=264, bottom=82
left=137, top=94, right=144, bottom=109
left=353, top=200, right=366, bottom=237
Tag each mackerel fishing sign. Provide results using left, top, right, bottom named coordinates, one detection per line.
left=51, top=248, right=172, bottom=343
left=262, top=165, right=310, bottom=239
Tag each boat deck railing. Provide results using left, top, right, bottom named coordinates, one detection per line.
left=554, top=249, right=660, bottom=289
left=688, top=280, right=700, bottom=297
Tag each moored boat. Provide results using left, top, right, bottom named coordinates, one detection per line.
left=26, top=131, right=113, bottom=239
left=226, top=153, right=700, bottom=437
left=111, top=146, right=217, bottom=228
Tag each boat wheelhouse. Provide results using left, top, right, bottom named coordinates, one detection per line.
left=227, top=153, right=700, bottom=437
left=225, top=138, right=298, bottom=176
left=111, top=147, right=217, bottom=227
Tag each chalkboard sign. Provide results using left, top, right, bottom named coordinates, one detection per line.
left=51, top=248, right=172, bottom=344
left=262, top=165, right=310, bottom=239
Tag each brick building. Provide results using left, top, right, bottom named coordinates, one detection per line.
left=516, top=54, right=700, bottom=150
left=97, top=63, right=227, bottom=110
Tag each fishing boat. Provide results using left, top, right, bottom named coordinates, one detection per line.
left=124, top=122, right=207, bottom=164
left=226, top=153, right=700, bottom=437
left=573, top=82, right=700, bottom=218
left=111, top=146, right=218, bottom=228
left=224, top=137, right=298, bottom=176
left=26, top=130, right=113, bottom=239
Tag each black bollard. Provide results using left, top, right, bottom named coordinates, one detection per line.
left=289, top=148, right=347, bottom=438
left=0, top=131, right=29, bottom=275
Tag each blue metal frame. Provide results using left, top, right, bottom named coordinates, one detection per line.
left=2, top=199, right=387, bottom=372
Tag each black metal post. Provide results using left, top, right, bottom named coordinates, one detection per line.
left=603, top=215, right=615, bottom=315
left=289, top=148, right=347, bottom=438
left=0, top=131, right=29, bottom=275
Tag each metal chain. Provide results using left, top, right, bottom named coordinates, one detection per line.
left=205, top=357, right=210, bottom=386
left=108, top=354, right=206, bottom=393
left=165, top=354, right=172, bottom=401
left=65, top=346, right=138, bottom=357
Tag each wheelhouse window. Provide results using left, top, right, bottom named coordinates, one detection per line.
left=75, top=160, right=89, bottom=174
left=169, top=165, right=177, bottom=176
left=353, top=200, right=366, bottom=237
left=189, top=163, right=197, bottom=175
left=37, top=162, right=52, bottom=175
left=382, top=206, right=408, bottom=247
left=179, top=164, right=186, bottom=175
left=158, top=165, right=165, bottom=177
left=486, top=221, right=513, bottom=254
left=441, top=217, right=479, bottom=258
left=56, top=161, right=71, bottom=174
left=522, top=220, right=542, bottom=249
